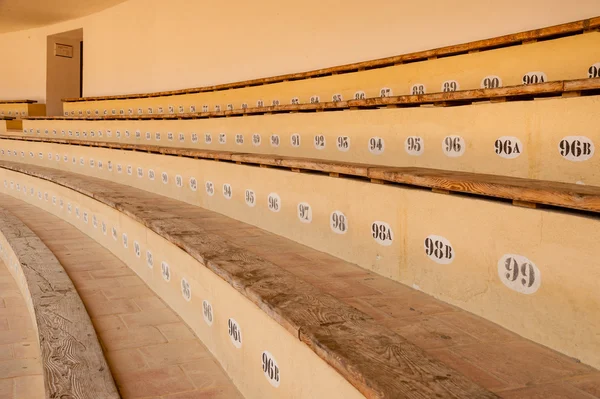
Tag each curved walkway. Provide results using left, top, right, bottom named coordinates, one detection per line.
left=0, top=259, right=44, bottom=399
left=2, top=162, right=600, bottom=397
left=0, top=194, right=243, bottom=399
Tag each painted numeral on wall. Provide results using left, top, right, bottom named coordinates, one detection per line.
left=405, top=136, right=424, bottom=156
left=498, top=254, right=541, bottom=294
left=270, top=134, right=280, bottom=147
left=442, top=135, right=465, bottom=157
left=245, top=189, right=256, bottom=207
left=330, top=211, right=347, bottom=234
left=368, top=137, right=384, bottom=155
left=481, top=75, right=502, bottom=89
left=205, top=181, right=214, bottom=196
left=522, top=71, right=546, bottom=85
left=371, top=221, right=393, bottom=246
left=297, top=202, right=312, bottom=223
left=442, top=80, right=459, bottom=92
left=336, top=136, right=350, bottom=152
left=291, top=134, right=301, bottom=148
left=161, top=261, right=171, bottom=282
left=202, top=300, right=213, bottom=326
left=494, top=136, right=522, bottom=159
left=267, top=193, right=281, bottom=212
left=314, top=134, right=325, bottom=150
left=189, top=177, right=198, bottom=191
left=181, top=278, right=191, bottom=301
left=146, top=250, right=153, bottom=269
left=228, top=318, right=242, bottom=348
left=424, top=235, right=454, bottom=264
left=262, top=351, right=280, bottom=387
left=223, top=184, right=232, bottom=199
left=558, top=136, right=594, bottom=161
left=588, top=63, right=600, bottom=78
left=354, top=91, right=366, bottom=100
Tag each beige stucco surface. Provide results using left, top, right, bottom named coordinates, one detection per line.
left=0, top=167, right=366, bottom=399
left=26, top=94, right=600, bottom=186
left=0, top=140, right=598, bottom=370
left=0, top=104, right=45, bottom=119
left=63, top=31, right=600, bottom=115
left=2, top=0, right=600, bottom=102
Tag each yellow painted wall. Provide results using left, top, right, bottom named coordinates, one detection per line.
left=23, top=94, right=600, bottom=187
left=1, top=0, right=600, bottom=102
left=1, top=140, right=599, bottom=369
left=0, top=168, right=366, bottom=399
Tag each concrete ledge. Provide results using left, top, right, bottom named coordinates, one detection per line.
left=0, top=162, right=498, bottom=398
left=22, top=89, right=600, bottom=187
left=2, top=135, right=600, bottom=213
left=0, top=207, right=120, bottom=398
left=62, top=16, right=600, bottom=102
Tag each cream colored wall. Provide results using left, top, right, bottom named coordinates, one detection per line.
left=46, top=31, right=82, bottom=116
left=2, top=139, right=599, bottom=369
left=0, top=167, right=366, bottom=399
left=1, top=0, right=600, bottom=102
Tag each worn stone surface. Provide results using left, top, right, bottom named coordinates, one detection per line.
left=0, top=195, right=243, bottom=399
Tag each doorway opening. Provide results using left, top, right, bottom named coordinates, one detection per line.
left=46, top=28, right=83, bottom=116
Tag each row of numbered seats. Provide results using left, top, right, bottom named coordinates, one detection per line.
left=2, top=159, right=599, bottom=398
left=0, top=204, right=118, bottom=398
left=0, top=137, right=598, bottom=372
left=22, top=81, right=600, bottom=187
left=61, top=19, right=600, bottom=116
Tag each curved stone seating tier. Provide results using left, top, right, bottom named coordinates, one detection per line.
left=64, top=17, right=600, bottom=103
left=0, top=100, right=45, bottom=131
left=1, top=161, right=599, bottom=398
left=3, top=134, right=600, bottom=213
left=0, top=162, right=501, bottom=399
left=0, top=257, right=46, bottom=398
left=0, top=206, right=119, bottom=398
left=25, top=80, right=600, bottom=186
left=0, top=193, right=244, bottom=399
left=61, top=19, right=600, bottom=116
left=0, top=140, right=598, bottom=371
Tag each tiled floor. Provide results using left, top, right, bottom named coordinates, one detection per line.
left=0, top=195, right=243, bottom=399
left=2, top=182, right=600, bottom=397
left=0, top=260, right=44, bottom=399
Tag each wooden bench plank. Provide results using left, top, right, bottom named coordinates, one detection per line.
left=61, top=16, right=599, bottom=102
left=3, top=134, right=600, bottom=213
left=0, top=99, right=37, bottom=104
left=37, top=78, right=600, bottom=121
left=367, top=167, right=600, bottom=213
left=0, top=160, right=498, bottom=399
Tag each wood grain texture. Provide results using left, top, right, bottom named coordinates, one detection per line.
left=3, top=134, right=600, bottom=213
left=300, top=320, right=498, bottom=399
left=0, top=160, right=497, bottom=398
left=367, top=167, right=600, bottom=213
left=61, top=16, right=600, bottom=102
left=0, top=207, right=120, bottom=399
left=35, top=78, right=600, bottom=121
